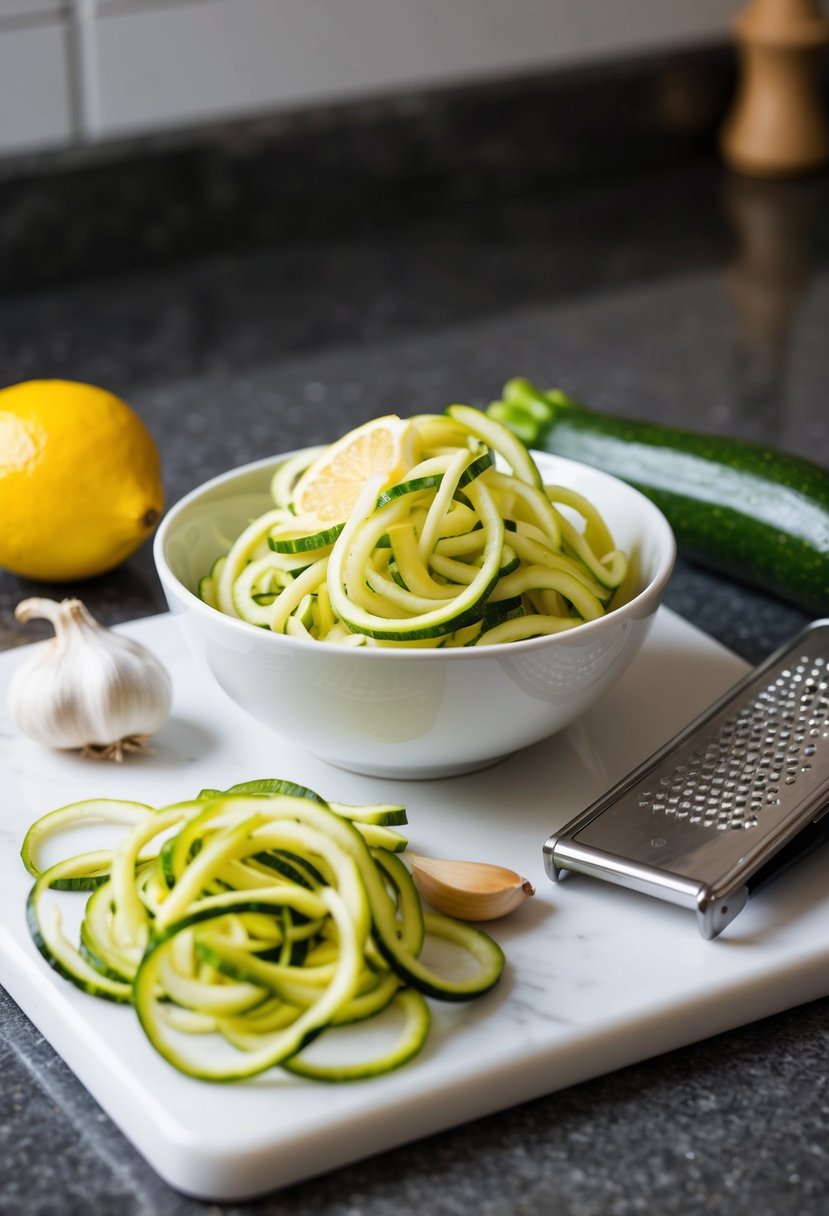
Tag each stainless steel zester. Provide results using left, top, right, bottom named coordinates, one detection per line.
left=543, top=619, right=829, bottom=939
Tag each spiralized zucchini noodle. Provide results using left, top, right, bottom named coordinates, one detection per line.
left=199, top=407, right=629, bottom=647
left=22, top=780, right=504, bottom=1082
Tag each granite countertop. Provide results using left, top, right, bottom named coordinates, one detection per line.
left=0, top=47, right=828, bottom=1216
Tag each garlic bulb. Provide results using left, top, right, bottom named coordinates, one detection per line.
left=9, top=597, right=172, bottom=760
left=408, top=853, right=535, bottom=921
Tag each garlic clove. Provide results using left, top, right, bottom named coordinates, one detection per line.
left=9, top=597, right=172, bottom=760
left=408, top=853, right=535, bottom=921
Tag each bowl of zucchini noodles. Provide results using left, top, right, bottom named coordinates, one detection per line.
left=155, top=412, right=675, bottom=778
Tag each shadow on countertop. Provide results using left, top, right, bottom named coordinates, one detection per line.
left=1, top=41, right=738, bottom=293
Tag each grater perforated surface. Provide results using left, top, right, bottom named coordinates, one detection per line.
left=544, top=620, right=829, bottom=937
left=641, top=650, right=828, bottom=833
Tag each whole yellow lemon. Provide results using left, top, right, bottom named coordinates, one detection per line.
left=0, top=379, right=164, bottom=581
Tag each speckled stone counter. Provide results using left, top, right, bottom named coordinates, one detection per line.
left=0, top=47, right=827, bottom=1216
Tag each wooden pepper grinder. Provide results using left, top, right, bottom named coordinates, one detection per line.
left=720, top=0, right=829, bottom=176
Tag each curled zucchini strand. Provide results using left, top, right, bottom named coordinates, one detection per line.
left=200, top=410, right=628, bottom=645
left=22, top=784, right=506, bottom=1082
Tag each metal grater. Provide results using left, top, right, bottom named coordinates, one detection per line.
left=543, top=619, right=829, bottom=939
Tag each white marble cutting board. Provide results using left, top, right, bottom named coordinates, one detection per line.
left=1, top=607, right=828, bottom=1201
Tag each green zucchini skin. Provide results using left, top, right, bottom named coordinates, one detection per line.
left=486, top=379, right=829, bottom=615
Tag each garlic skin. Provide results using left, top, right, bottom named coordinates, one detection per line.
left=408, top=853, right=535, bottom=921
left=8, top=597, right=172, bottom=760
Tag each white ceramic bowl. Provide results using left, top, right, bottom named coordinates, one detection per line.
left=154, top=449, right=675, bottom=779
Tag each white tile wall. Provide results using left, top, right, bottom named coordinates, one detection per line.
left=0, top=19, right=74, bottom=152
left=0, top=1, right=66, bottom=20
left=88, top=0, right=738, bottom=140
left=0, top=0, right=739, bottom=157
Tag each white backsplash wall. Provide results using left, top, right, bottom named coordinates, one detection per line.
left=0, top=3, right=74, bottom=153
left=0, top=0, right=739, bottom=157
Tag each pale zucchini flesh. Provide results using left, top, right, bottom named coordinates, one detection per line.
left=197, top=409, right=628, bottom=645
left=20, top=783, right=505, bottom=1083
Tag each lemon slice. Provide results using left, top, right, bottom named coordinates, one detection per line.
left=290, top=415, right=420, bottom=522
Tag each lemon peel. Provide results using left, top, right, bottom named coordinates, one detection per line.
left=0, top=379, right=164, bottom=581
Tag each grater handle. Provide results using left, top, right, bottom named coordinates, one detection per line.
left=543, top=619, right=829, bottom=939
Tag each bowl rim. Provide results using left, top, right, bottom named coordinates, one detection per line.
left=153, top=447, right=676, bottom=661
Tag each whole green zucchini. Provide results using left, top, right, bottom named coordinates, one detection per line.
left=485, top=378, right=829, bottom=615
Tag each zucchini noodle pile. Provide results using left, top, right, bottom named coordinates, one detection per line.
left=22, top=780, right=504, bottom=1082
left=200, top=407, right=629, bottom=646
